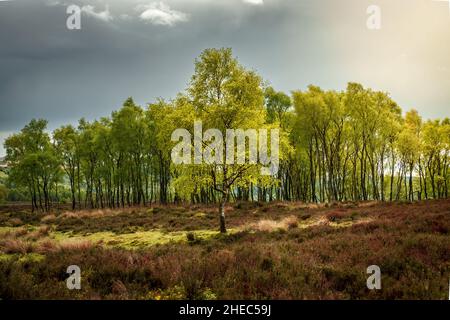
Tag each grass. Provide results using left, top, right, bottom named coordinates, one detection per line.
left=51, top=229, right=225, bottom=250
left=0, top=199, right=448, bottom=299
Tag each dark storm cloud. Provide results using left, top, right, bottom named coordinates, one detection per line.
left=0, top=0, right=449, bottom=156
left=0, top=0, right=311, bottom=132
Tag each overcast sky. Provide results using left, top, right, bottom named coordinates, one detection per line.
left=1, top=0, right=450, bottom=156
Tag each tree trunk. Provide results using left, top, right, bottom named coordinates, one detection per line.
left=219, top=197, right=227, bottom=233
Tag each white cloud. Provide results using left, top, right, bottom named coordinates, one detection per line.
left=242, top=0, right=264, bottom=5
left=81, top=5, right=113, bottom=22
left=137, top=2, right=189, bottom=26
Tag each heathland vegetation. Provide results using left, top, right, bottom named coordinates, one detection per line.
left=0, top=200, right=448, bottom=299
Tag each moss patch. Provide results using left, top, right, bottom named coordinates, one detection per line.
left=50, top=229, right=224, bottom=249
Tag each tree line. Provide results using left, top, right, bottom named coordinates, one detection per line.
left=4, top=48, right=449, bottom=218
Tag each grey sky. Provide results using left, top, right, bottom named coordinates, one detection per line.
left=1, top=0, right=449, bottom=156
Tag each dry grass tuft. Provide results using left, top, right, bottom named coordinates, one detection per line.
left=1, top=239, right=34, bottom=254
left=59, top=207, right=141, bottom=220
left=41, top=214, right=56, bottom=223
left=284, top=215, right=299, bottom=229
left=326, top=211, right=347, bottom=222
left=7, top=218, right=23, bottom=227
left=2, top=227, right=28, bottom=239
left=59, top=239, right=94, bottom=251
left=25, top=225, right=51, bottom=241
left=36, top=239, right=60, bottom=254
left=111, top=280, right=129, bottom=299
left=249, top=215, right=299, bottom=232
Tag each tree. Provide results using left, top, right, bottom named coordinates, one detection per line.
left=53, top=125, right=80, bottom=210
left=5, top=119, right=61, bottom=212
left=187, top=48, right=267, bottom=233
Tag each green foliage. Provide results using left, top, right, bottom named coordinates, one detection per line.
left=264, top=86, right=292, bottom=126
left=4, top=119, right=62, bottom=212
